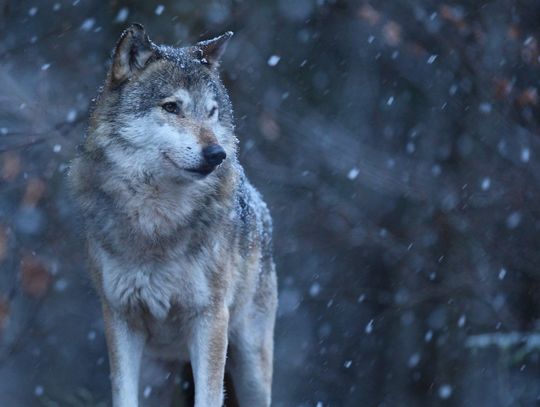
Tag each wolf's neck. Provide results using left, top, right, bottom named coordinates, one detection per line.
left=99, top=164, right=237, bottom=240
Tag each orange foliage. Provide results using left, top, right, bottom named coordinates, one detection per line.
left=19, top=255, right=51, bottom=299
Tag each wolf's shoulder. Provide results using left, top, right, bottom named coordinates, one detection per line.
left=235, top=170, right=271, bottom=228
left=231, top=168, right=273, bottom=261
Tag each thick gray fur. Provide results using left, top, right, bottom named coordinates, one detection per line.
left=69, top=23, right=277, bottom=407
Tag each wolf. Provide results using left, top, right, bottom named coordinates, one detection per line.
left=69, top=23, right=277, bottom=407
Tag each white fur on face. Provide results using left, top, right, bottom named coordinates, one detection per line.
left=205, top=97, right=219, bottom=123
left=117, top=114, right=205, bottom=177
left=172, top=88, right=193, bottom=108
left=104, top=86, right=237, bottom=182
left=212, top=121, right=236, bottom=154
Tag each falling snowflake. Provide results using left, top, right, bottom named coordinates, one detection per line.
left=438, top=384, right=453, bottom=399
left=481, top=177, right=490, bottom=191
left=347, top=167, right=359, bottom=180
left=54, top=278, right=68, bottom=292
left=521, top=147, right=530, bottom=163
left=80, top=18, right=95, bottom=31
left=408, top=353, right=420, bottom=368
left=267, top=55, right=281, bottom=67
left=479, top=102, right=492, bottom=114
left=309, top=282, right=321, bottom=297
left=427, top=54, right=438, bottom=64
left=115, top=7, right=129, bottom=23
left=506, top=212, right=521, bottom=229
left=66, top=109, right=77, bottom=123
left=365, top=319, right=374, bottom=334
left=155, top=5, right=165, bottom=15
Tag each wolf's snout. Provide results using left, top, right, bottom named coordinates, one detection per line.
left=203, top=145, right=227, bottom=166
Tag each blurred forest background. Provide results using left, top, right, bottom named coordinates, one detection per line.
left=1, top=0, right=540, bottom=406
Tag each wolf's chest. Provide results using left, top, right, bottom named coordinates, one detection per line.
left=100, top=255, right=211, bottom=320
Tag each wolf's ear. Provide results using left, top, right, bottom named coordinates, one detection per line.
left=195, top=31, right=233, bottom=68
left=111, top=23, right=155, bottom=85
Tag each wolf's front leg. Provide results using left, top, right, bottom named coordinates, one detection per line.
left=103, top=303, right=145, bottom=407
left=189, top=307, right=229, bottom=407
left=228, top=315, right=275, bottom=407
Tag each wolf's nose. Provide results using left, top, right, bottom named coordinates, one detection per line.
left=203, top=145, right=227, bottom=166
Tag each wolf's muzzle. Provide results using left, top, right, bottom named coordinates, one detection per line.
left=203, top=144, right=227, bottom=167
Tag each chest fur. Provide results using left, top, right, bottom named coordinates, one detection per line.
left=101, top=178, right=203, bottom=239
left=95, top=246, right=212, bottom=320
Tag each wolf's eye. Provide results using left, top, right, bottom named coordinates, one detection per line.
left=208, top=106, right=218, bottom=118
left=162, top=102, right=181, bottom=115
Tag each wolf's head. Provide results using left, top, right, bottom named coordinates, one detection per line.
left=89, top=23, right=237, bottom=184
